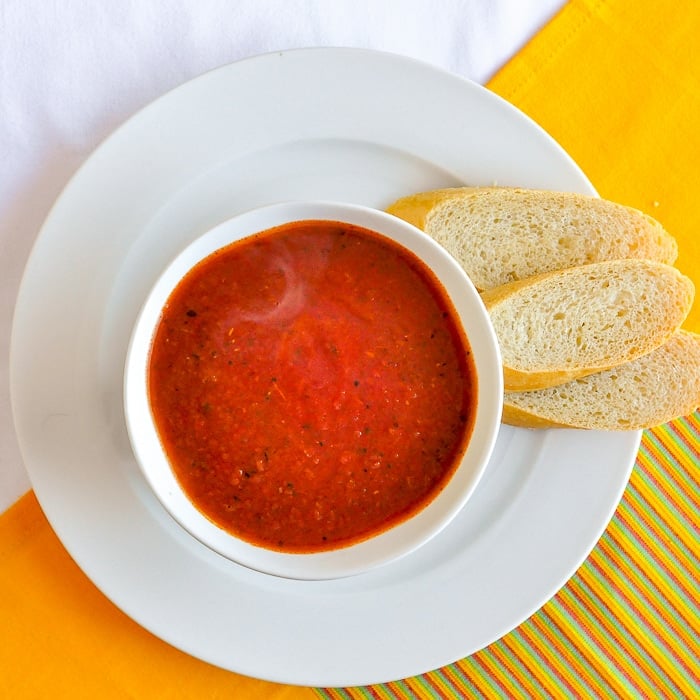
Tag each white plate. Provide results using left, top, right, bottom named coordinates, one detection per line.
left=10, top=48, right=640, bottom=687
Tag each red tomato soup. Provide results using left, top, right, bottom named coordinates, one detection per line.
left=148, top=220, right=476, bottom=552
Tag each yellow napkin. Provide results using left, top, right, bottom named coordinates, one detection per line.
left=488, top=0, right=700, bottom=333
left=3, top=1, right=699, bottom=697
left=0, top=492, right=314, bottom=699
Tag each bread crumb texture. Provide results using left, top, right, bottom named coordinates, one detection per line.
left=387, top=186, right=697, bottom=428
left=484, top=259, right=694, bottom=375
left=503, top=331, right=700, bottom=430
left=388, top=187, right=678, bottom=290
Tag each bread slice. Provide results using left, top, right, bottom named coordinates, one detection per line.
left=502, top=331, right=700, bottom=430
left=480, top=259, right=694, bottom=391
left=386, top=187, right=678, bottom=290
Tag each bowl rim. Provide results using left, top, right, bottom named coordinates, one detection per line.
left=123, top=200, right=503, bottom=580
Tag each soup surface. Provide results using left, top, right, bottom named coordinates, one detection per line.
left=148, top=220, right=476, bottom=552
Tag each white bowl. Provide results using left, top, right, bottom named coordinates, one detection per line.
left=124, top=201, right=503, bottom=580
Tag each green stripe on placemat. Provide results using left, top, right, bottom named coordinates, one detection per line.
left=317, top=412, right=700, bottom=698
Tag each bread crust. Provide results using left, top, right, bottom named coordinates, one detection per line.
left=387, top=186, right=697, bottom=430
left=502, top=331, right=700, bottom=430
left=501, top=404, right=569, bottom=429
left=386, top=186, right=678, bottom=290
left=481, top=260, right=694, bottom=391
left=386, top=187, right=473, bottom=229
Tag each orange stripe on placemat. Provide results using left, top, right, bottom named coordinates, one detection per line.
left=435, top=662, right=482, bottom=698
left=469, top=648, right=529, bottom=699
left=366, top=685, right=394, bottom=700
left=636, top=443, right=696, bottom=528
left=525, top=612, right=602, bottom=698
left=327, top=674, right=461, bottom=700
left=403, top=671, right=454, bottom=698
left=494, top=626, right=576, bottom=697
left=534, top=606, right=618, bottom=696
left=629, top=466, right=698, bottom=568
left=317, top=690, right=351, bottom=700
left=665, top=418, right=700, bottom=475
left=589, top=556, right=697, bottom=697
left=597, top=531, right=698, bottom=664
left=579, top=552, right=696, bottom=697
left=496, top=633, right=558, bottom=697
left=485, top=641, right=545, bottom=698
left=622, top=484, right=696, bottom=578
left=547, top=586, right=646, bottom=698
left=618, top=504, right=697, bottom=608
left=425, top=657, right=491, bottom=699
left=643, top=415, right=699, bottom=484
left=660, top=419, right=700, bottom=476
left=609, top=509, right=696, bottom=607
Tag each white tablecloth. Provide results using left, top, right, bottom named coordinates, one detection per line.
left=0, top=0, right=566, bottom=514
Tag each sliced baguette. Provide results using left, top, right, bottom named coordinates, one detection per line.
left=502, top=331, right=700, bottom=430
left=386, top=187, right=678, bottom=290
left=480, top=259, right=694, bottom=391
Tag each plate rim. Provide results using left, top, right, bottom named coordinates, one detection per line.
left=10, top=47, right=640, bottom=686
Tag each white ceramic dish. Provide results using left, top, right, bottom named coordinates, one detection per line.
left=10, top=48, right=640, bottom=686
left=124, top=200, right=503, bottom=580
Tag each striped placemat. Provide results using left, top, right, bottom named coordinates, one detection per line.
left=317, top=412, right=700, bottom=698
